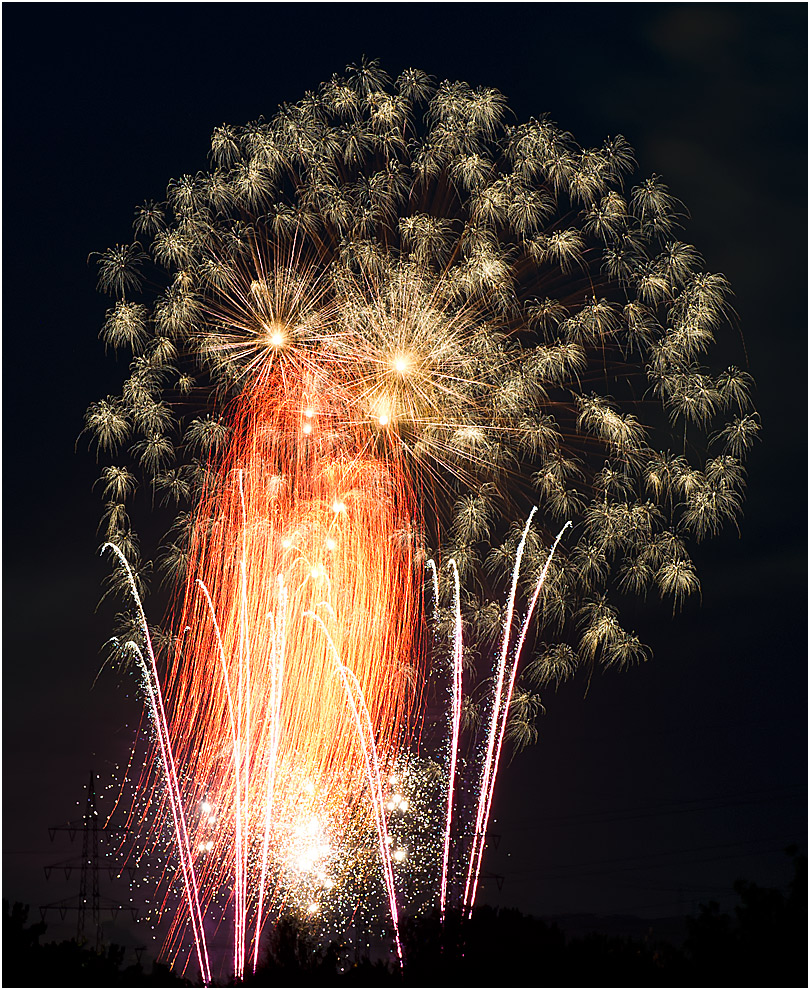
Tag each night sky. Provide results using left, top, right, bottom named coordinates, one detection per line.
left=3, top=1, right=806, bottom=967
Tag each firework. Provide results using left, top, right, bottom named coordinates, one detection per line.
left=88, top=59, right=757, bottom=980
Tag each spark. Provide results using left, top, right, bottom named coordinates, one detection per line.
left=90, top=60, right=756, bottom=981
left=440, top=558, right=463, bottom=921
left=464, top=521, right=573, bottom=915
left=102, top=544, right=212, bottom=986
left=463, top=509, right=538, bottom=912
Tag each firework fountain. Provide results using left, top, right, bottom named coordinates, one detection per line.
left=87, top=61, right=757, bottom=981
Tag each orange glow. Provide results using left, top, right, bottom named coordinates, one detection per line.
left=159, top=353, right=424, bottom=963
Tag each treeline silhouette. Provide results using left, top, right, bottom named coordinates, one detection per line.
left=2, top=902, right=188, bottom=988
left=4, top=851, right=805, bottom=987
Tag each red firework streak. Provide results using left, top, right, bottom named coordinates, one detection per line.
left=159, top=352, right=423, bottom=976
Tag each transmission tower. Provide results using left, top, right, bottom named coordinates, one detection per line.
left=40, top=770, right=137, bottom=949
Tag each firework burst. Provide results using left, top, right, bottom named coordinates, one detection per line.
left=88, top=59, right=758, bottom=980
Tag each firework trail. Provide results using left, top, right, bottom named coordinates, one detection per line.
left=102, top=543, right=213, bottom=984
left=163, top=378, right=420, bottom=974
left=463, top=519, right=572, bottom=915
left=87, top=60, right=758, bottom=979
left=439, top=558, right=463, bottom=921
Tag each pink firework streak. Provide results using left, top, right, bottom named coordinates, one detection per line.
left=103, top=513, right=569, bottom=977
left=462, top=519, right=572, bottom=915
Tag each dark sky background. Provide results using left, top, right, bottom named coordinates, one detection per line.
left=3, top=0, right=806, bottom=970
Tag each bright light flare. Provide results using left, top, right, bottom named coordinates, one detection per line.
left=264, top=319, right=289, bottom=350
left=391, top=353, right=412, bottom=375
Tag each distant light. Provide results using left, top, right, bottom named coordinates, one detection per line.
left=332, top=501, right=346, bottom=513
left=303, top=422, right=313, bottom=435
left=205, top=840, right=214, bottom=851
left=304, top=407, right=314, bottom=418
left=378, top=414, right=390, bottom=427
left=307, top=902, right=319, bottom=914
left=326, top=538, right=337, bottom=551
left=201, top=801, right=212, bottom=815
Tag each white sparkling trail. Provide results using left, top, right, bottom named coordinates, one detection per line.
left=304, top=609, right=404, bottom=965
left=426, top=559, right=440, bottom=627
left=196, top=579, right=238, bottom=755
left=465, top=521, right=572, bottom=913
left=463, top=508, right=538, bottom=910
left=233, top=470, right=252, bottom=981
left=440, top=559, right=463, bottom=921
left=102, top=544, right=212, bottom=986
left=253, top=577, right=287, bottom=974
left=198, top=571, right=279, bottom=977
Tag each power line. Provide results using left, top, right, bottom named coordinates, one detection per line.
left=503, top=834, right=802, bottom=876
left=505, top=782, right=805, bottom=831
left=39, top=771, right=136, bottom=948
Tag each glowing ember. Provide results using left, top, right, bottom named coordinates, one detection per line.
left=89, top=60, right=757, bottom=984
